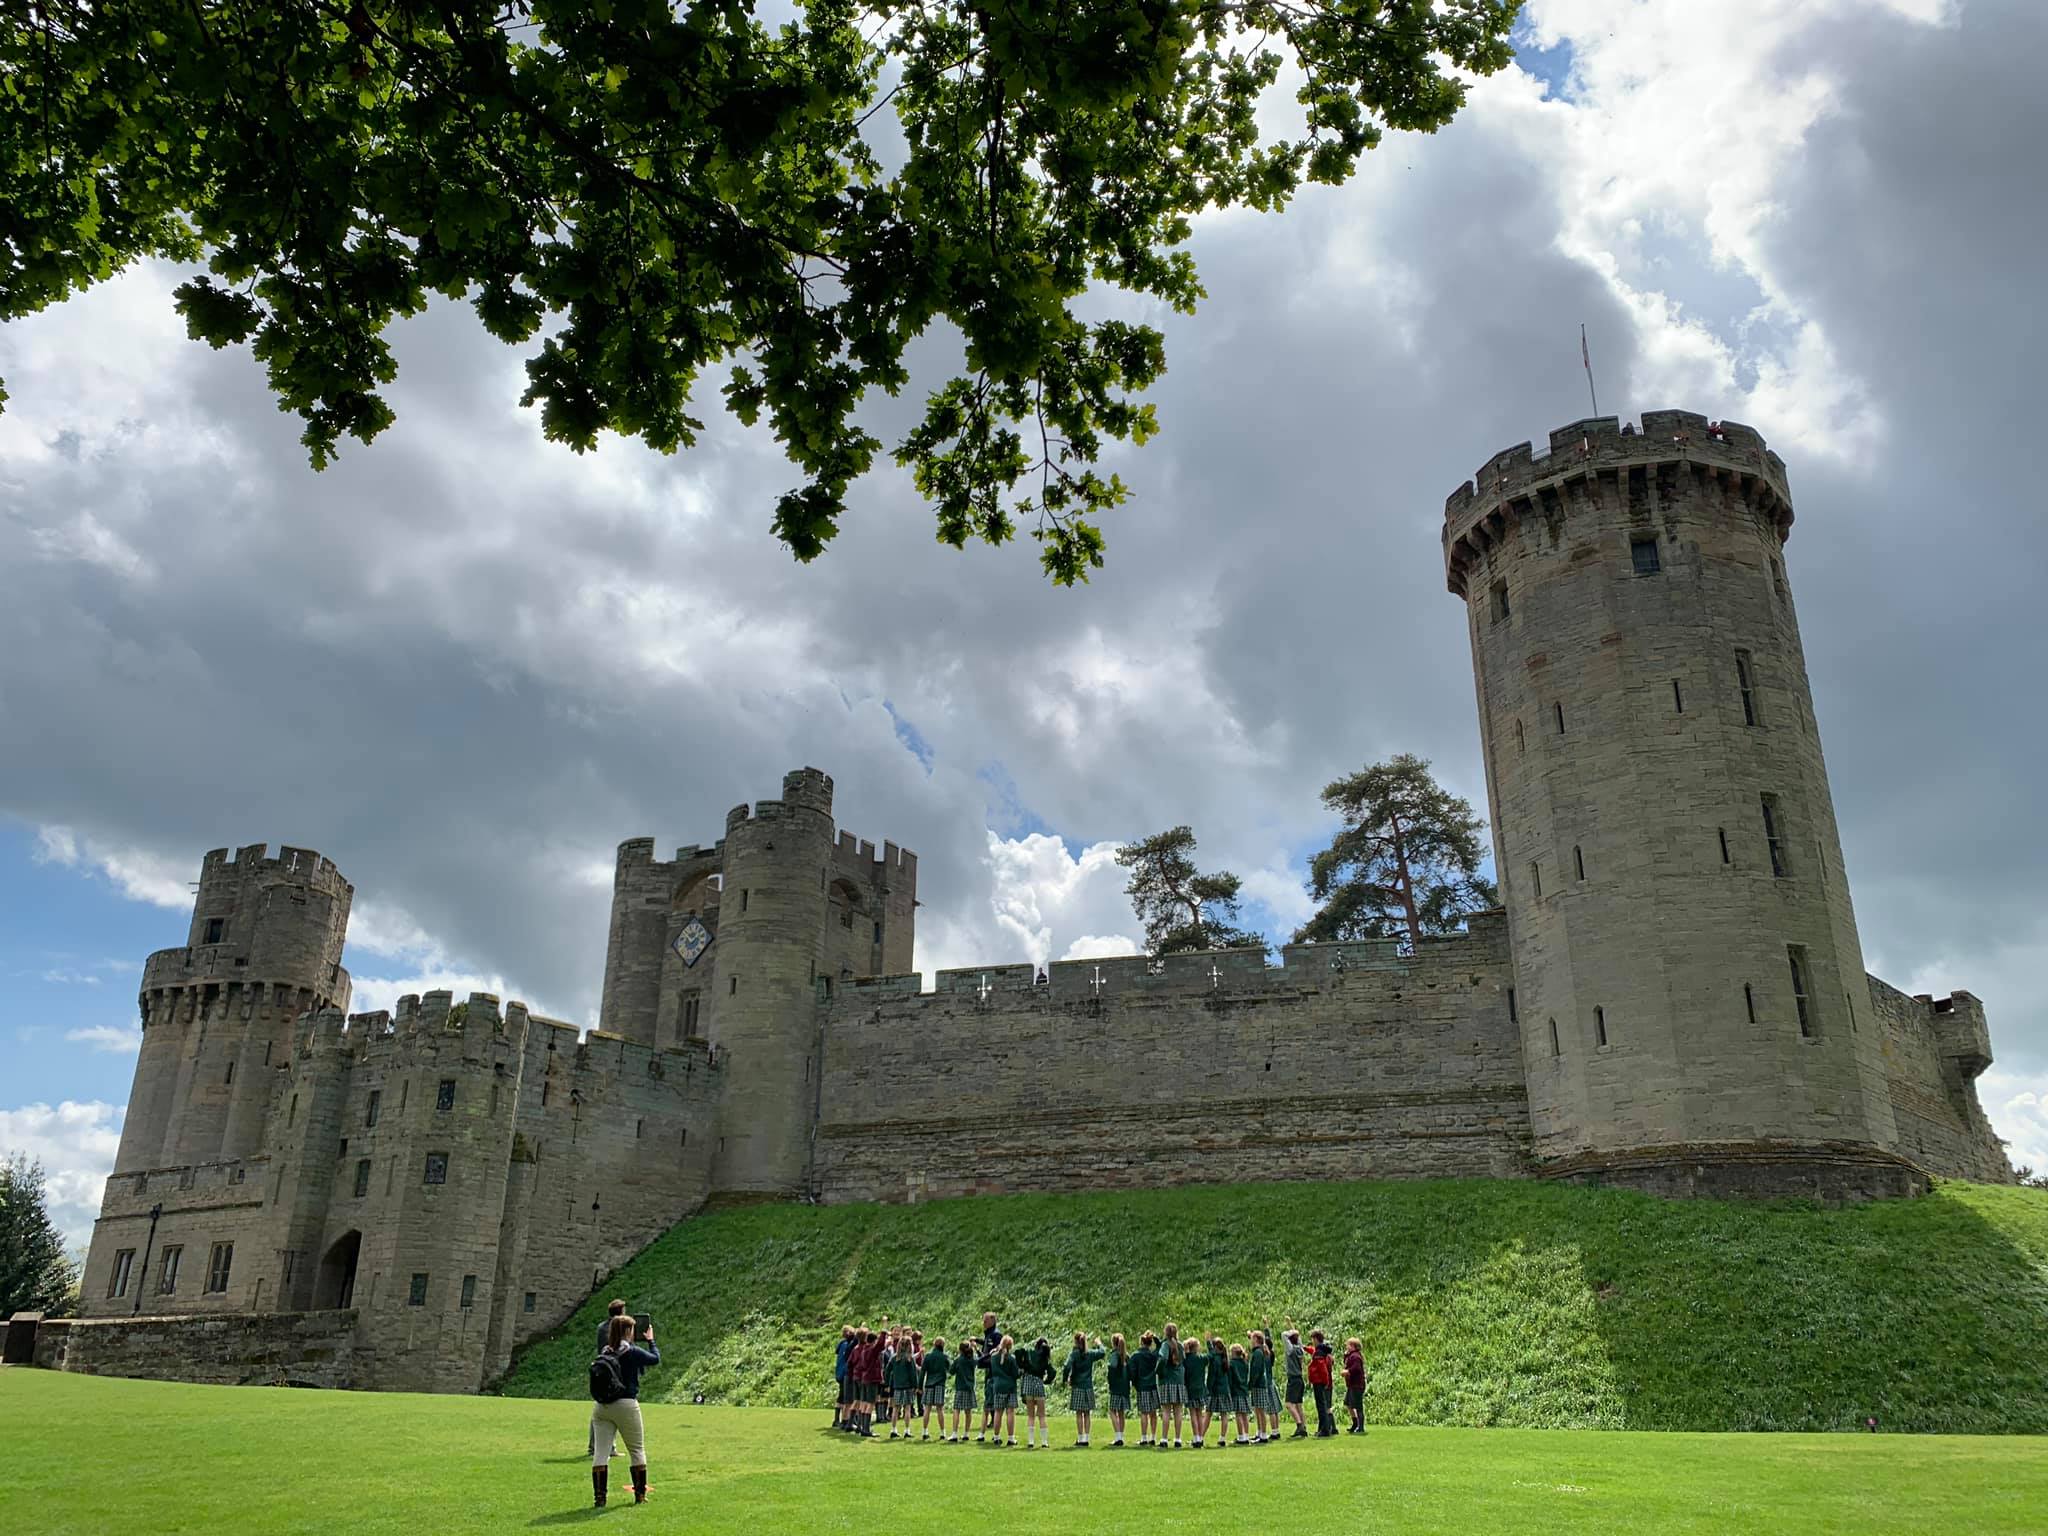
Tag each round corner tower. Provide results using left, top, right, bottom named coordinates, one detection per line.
left=706, top=767, right=837, bottom=1198
left=118, top=844, right=353, bottom=1175
left=1443, top=410, right=1907, bottom=1195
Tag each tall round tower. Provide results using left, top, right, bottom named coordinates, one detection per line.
left=706, top=768, right=837, bottom=1198
left=117, top=844, right=352, bottom=1173
left=1443, top=410, right=1910, bottom=1196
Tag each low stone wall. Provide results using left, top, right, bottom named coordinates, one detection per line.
left=1541, top=1141, right=1931, bottom=1203
left=32, top=1309, right=360, bottom=1388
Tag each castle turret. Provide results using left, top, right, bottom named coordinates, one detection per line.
left=1444, top=411, right=1910, bottom=1195
left=705, top=768, right=839, bottom=1197
left=116, top=844, right=353, bottom=1173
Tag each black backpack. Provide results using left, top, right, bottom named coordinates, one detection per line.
left=589, top=1351, right=628, bottom=1404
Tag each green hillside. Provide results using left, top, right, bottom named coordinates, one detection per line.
left=498, top=1177, right=2048, bottom=1433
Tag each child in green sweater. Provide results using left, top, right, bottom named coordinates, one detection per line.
left=919, top=1338, right=950, bottom=1442
left=1104, top=1333, right=1133, bottom=1448
left=1060, top=1332, right=1106, bottom=1448
left=1157, top=1325, right=1188, bottom=1448
left=948, top=1339, right=978, bottom=1442
left=1130, top=1332, right=1161, bottom=1446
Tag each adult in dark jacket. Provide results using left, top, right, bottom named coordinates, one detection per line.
left=587, top=1299, right=631, bottom=1456
left=590, top=1315, right=661, bottom=1507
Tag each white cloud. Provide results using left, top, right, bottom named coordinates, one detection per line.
left=65, top=1025, right=141, bottom=1055
left=981, top=833, right=1144, bottom=970
left=41, top=968, right=103, bottom=987
left=24, top=509, right=156, bottom=585
left=32, top=823, right=193, bottom=910
left=1060, top=933, right=1142, bottom=962
left=1982, top=1069, right=2048, bottom=1177
left=0, top=1101, right=125, bottom=1250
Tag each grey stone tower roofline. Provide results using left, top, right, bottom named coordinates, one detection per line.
left=1443, top=410, right=1793, bottom=598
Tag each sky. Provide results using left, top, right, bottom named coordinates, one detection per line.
left=5, top=0, right=2047, bottom=1248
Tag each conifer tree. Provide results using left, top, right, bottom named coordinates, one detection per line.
left=0, top=1155, right=80, bottom=1319
left=1296, top=754, right=1497, bottom=948
left=1116, top=826, right=1264, bottom=956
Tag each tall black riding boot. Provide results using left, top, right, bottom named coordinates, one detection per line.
left=631, top=1465, right=648, bottom=1504
left=592, top=1466, right=608, bottom=1507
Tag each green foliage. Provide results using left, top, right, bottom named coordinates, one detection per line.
left=11, top=1373, right=2048, bottom=1536
left=1297, top=753, right=1496, bottom=946
left=500, top=1178, right=2048, bottom=1433
left=0, top=1155, right=79, bottom=1319
left=0, top=1, right=1519, bottom=582
left=1114, top=824, right=1262, bottom=955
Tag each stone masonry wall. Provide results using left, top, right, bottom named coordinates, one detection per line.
left=812, top=915, right=1529, bottom=1203
left=1868, top=978, right=2012, bottom=1183
left=33, top=1309, right=360, bottom=1388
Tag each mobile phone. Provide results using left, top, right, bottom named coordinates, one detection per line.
left=635, top=1313, right=653, bottom=1335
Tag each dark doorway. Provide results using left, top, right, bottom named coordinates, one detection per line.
left=316, top=1231, right=361, bottom=1310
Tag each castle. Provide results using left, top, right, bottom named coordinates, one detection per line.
left=50, top=410, right=2011, bottom=1394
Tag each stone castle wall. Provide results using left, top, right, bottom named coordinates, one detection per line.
left=812, top=915, right=1531, bottom=1203
left=34, top=1309, right=360, bottom=1389
left=1869, top=980, right=2011, bottom=1184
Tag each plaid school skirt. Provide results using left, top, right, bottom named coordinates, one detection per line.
left=1108, top=1392, right=1131, bottom=1415
left=1135, top=1388, right=1160, bottom=1414
left=1206, top=1388, right=1230, bottom=1413
left=1156, top=1383, right=1188, bottom=1406
left=1018, top=1373, right=1046, bottom=1400
left=1069, top=1387, right=1095, bottom=1413
left=1253, top=1384, right=1283, bottom=1415
left=1230, top=1392, right=1252, bottom=1416
left=992, top=1388, right=1018, bottom=1411
left=923, top=1383, right=946, bottom=1408
left=953, top=1386, right=977, bottom=1411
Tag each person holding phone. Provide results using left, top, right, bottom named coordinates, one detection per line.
left=589, top=1314, right=660, bottom=1506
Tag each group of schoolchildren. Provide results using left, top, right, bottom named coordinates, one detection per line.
left=833, top=1313, right=1370, bottom=1449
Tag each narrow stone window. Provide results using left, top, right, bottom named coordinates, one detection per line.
left=841, top=908, right=853, bottom=929
left=873, top=921, right=883, bottom=944
left=1788, top=945, right=1813, bottom=1037
left=204, top=917, right=226, bottom=945
left=803, top=1056, right=810, bottom=1084
left=1736, top=650, right=1760, bottom=725
left=1672, top=678, right=1684, bottom=713
left=1514, top=718, right=1525, bottom=755
left=683, top=996, right=700, bottom=1037
left=1771, top=558, right=1786, bottom=601
left=729, top=976, right=738, bottom=995
left=1846, top=992, right=1857, bottom=1033
left=1595, top=1006, right=1608, bottom=1047
left=489, top=1083, right=499, bottom=1117
left=436, top=1079, right=456, bottom=1111
left=1718, top=827, right=1730, bottom=865
left=281, top=1251, right=296, bottom=1289
left=157, top=1245, right=182, bottom=1295
left=288, top=1093, right=298, bottom=1127
left=354, top=1159, right=371, bottom=1198
left=1548, top=1018, right=1561, bottom=1057
left=1528, top=861, right=1542, bottom=900
left=740, top=888, right=749, bottom=912
left=1554, top=702, right=1565, bottom=735
left=460, top=1275, right=477, bottom=1310
left=1630, top=535, right=1661, bottom=575
left=205, top=1242, right=234, bottom=1295
left=635, top=1118, right=644, bottom=1139
left=224, top=1058, right=235, bottom=1085
left=1744, top=983, right=1757, bottom=1023
left=424, top=1152, right=449, bottom=1186
left=338, top=1137, right=348, bottom=1160
left=1761, top=794, right=1787, bottom=877
left=408, top=1273, right=429, bottom=1307
left=541, top=1079, right=550, bottom=1108
left=523, top=1292, right=537, bottom=1314
left=1574, top=845, right=1586, bottom=881
left=262, top=1040, right=271, bottom=1066
left=1506, top=987, right=1518, bottom=1024
left=108, top=1248, right=135, bottom=1299
left=680, top=1127, right=687, bottom=1148
left=1490, top=580, right=1510, bottom=622
left=1816, top=838, right=1827, bottom=888
left=399, top=1079, right=408, bottom=1112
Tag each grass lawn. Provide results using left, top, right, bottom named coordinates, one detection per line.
left=3, top=1371, right=2044, bottom=1536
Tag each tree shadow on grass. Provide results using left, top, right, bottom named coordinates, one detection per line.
left=527, top=1508, right=604, bottom=1527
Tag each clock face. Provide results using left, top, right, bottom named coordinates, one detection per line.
left=672, top=917, right=713, bottom=969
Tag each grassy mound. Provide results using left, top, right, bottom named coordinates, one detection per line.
left=498, top=1177, right=2048, bottom=1433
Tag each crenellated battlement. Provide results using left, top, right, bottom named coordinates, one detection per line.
left=1442, top=411, right=1793, bottom=597
left=831, top=828, right=919, bottom=890
left=198, top=842, right=351, bottom=892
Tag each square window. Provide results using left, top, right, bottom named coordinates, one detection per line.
left=460, top=1274, right=478, bottom=1310
left=354, top=1159, right=371, bottom=1199
left=1630, top=536, right=1661, bottom=575
left=436, top=1079, right=456, bottom=1112
left=157, top=1245, right=182, bottom=1295
left=108, top=1248, right=135, bottom=1299
left=204, top=917, right=225, bottom=945
left=408, top=1273, right=429, bottom=1307
left=205, top=1242, right=234, bottom=1295
left=524, top=1291, right=537, bottom=1314
left=424, top=1153, right=449, bottom=1185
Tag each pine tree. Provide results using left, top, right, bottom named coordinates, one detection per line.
left=1296, top=755, right=1498, bottom=949
left=0, top=1155, right=80, bottom=1319
left=1115, top=827, right=1264, bottom=957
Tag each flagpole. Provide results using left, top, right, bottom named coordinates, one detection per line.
left=1582, top=324, right=1600, bottom=417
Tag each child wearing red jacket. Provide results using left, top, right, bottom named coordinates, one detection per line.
left=1342, top=1339, right=1369, bottom=1434
left=1306, top=1330, right=1337, bottom=1438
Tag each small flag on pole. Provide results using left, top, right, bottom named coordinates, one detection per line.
left=1581, top=324, right=1600, bottom=417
